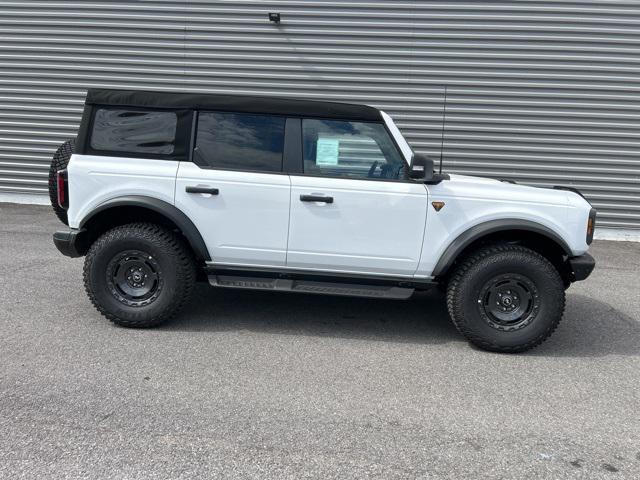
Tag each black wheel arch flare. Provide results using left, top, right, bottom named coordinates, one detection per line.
left=431, top=219, right=572, bottom=277
left=79, top=195, right=211, bottom=261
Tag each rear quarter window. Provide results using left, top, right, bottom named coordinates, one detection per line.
left=90, top=108, right=178, bottom=155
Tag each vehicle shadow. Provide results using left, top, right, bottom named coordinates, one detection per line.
left=531, top=293, right=640, bottom=358
left=168, top=284, right=460, bottom=346
left=167, top=285, right=640, bottom=358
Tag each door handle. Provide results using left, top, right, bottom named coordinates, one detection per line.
left=186, top=186, right=219, bottom=195
left=300, top=194, right=333, bottom=203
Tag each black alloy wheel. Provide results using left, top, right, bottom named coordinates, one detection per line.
left=106, top=250, right=163, bottom=307
left=477, top=273, right=540, bottom=331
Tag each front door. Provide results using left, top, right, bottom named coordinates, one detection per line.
left=287, top=118, right=428, bottom=276
left=175, top=111, right=291, bottom=267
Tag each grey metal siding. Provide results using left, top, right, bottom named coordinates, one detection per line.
left=0, top=0, right=639, bottom=229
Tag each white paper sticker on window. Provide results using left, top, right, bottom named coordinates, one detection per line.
left=316, top=137, right=340, bottom=166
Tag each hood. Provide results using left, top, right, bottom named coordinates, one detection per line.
left=432, top=173, right=573, bottom=207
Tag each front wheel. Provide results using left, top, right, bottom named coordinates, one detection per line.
left=83, top=223, right=196, bottom=328
left=446, top=244, right=565, bottom=353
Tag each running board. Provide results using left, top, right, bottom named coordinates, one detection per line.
left=208, top=275, right=415, bottom=299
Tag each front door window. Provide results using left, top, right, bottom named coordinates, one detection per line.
left=302, top=119, right=406, bottom=180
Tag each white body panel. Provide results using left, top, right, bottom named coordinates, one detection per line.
left=417, top=174, right=586, bottom=276
left=66, top=112, right=592, bottom=281
left=287, top=175, right=428, bottom=276
left=175, top=162, right=291, bottom=267
left=66, top=154, right=179, bottom=228
left=381, top=111, right=413, bottom=162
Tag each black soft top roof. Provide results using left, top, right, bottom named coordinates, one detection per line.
left=85, top=89, right=382, bottom=122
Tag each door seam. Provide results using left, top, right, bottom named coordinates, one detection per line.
left=284, top=174, right=293, bottom=266
left=413, top=184, right=430, bottom=277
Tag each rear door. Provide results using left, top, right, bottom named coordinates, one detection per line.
left=174, top=111, right=291, bottom=267
left=287, top=118, right=428, bottom=276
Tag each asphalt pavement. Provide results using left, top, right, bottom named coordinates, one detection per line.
left=1, top=202, right=639, bottom=479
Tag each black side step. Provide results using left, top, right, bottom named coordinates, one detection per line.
left=208, top=275, right=415, bottom=300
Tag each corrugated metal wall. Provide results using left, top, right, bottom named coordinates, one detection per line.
left=1, top=0, right=639, bottom=229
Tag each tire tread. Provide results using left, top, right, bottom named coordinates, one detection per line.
left=48, top=138, right=75, bottom=225
left=83, top=223, right=195, bottom=328
left=446, top=243, right=565, bottom=353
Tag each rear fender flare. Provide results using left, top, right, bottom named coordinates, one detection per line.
left=79, top=195, right=210, bottom=261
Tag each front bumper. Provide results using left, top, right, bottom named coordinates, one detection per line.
left=568, top=253, right=595, bottom=282
left=53, top=229, right=89, bottom=258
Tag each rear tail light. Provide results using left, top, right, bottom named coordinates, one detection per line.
left=56, top=169, right=69, bottom=209
left=586, top=208, right=596, bottom=245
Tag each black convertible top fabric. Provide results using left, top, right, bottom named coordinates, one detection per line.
left=85, top=89, right=382, bottom=121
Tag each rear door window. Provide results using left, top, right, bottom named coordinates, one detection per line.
left=195, top=112, right=285, bottom=172
left=90, top=108, right=178, bottom=155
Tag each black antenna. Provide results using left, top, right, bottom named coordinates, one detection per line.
left=439, top=85, right=448, bottom=174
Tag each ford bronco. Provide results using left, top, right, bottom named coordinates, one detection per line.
left=50, top=89, right=596, bottom=352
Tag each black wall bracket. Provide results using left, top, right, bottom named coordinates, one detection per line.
left=268, top=12, right=281, bottom=24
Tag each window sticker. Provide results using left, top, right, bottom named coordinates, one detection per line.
left=316, top=137, right=340, bottom=166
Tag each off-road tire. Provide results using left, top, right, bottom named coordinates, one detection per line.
left=48, top=138, right=75, bottom=225
left=446, top=244, right=565, bottom=353
left=83, top=223, right=196, bottom=328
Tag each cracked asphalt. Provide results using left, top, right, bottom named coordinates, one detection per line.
left=1, top=202, right=639, bottom=479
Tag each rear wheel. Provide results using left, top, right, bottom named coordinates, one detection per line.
left=48, top=138, right=75, bottom=225
left=446, top=244, right=565, bottom=353
left=83, top=223, right=196, bottom=328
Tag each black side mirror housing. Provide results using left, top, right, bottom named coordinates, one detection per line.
left=409, top=154, right=434, bottom=181
left=409, top=153, right=449, bottom=184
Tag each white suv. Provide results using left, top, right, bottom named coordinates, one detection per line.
left=51, top=89, right=596, bottom=352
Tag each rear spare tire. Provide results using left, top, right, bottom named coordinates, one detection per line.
left=48, top=138, right=75, bottom=225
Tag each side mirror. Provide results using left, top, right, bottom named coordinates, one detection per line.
left=409, top=154, right=434, bottom=182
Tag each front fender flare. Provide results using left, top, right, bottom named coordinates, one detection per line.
left=80, top=195, right=211, bottom=261
left=431, top=219, right=571, bottom=277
